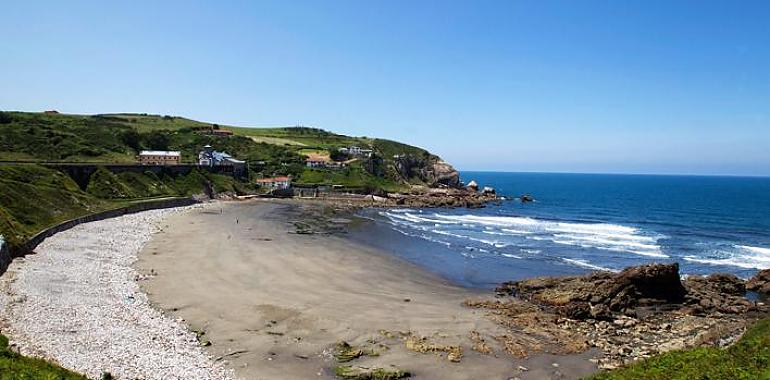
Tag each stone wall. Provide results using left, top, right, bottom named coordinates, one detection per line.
left=0, top=241, right=9, bottom=280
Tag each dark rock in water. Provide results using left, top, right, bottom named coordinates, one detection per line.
left=519, top=194, right=534, bottom=202
left=747, top=269, right=770, bottom=294
left=481, top=186, right=496, bottom=195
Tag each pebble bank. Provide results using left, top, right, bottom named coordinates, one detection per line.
left=0, top=206, right=234, bottom=380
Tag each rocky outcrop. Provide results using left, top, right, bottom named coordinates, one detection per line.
left=747, top=269, right=770, bottom=294
left=682, top=273, right=754, bottom=315
left=498, top=263, right=686, bottom=319
left=428, top=160, right=460, bottom=187
left=497, top=263, right=764, bottom=320
left=392, top=155, right=460, bottom=188
left=388, top=188, right=498, bottom=208
left=481, top=264, right=767, bottom=369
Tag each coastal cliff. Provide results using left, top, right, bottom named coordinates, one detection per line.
left=391, top=154, right=460, bottom=188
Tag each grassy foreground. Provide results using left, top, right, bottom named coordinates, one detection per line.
left=0, top=334, right=87, bottom=380
left=588, top=316, right=770, bottom=380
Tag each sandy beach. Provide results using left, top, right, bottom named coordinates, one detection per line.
left=137, top=200, right=598, bottom=379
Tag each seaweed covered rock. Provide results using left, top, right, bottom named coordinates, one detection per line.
left=334, top=365, right=410, bottom=380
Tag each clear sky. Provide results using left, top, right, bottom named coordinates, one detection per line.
left=2, top=1, right=769, bottom=176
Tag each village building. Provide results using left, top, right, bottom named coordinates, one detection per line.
left=198, top=144, right=246, bottom=176
left=255, top=176, right=292, bottom=189
left=305, top=153, right=329, bottom=168
left=338, top=146, right=373, bottom=158
left=138, top=150, right=181, bottom=165
left=210, top=129, right=234, bottom=137
left=192, top=126, right=234, bottom=137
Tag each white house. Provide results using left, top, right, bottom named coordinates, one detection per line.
left=338, top=146, right=373, bottom=157
left=255, top=176, right=292, bottom=189
left=198, top=145, right=245, bottom=167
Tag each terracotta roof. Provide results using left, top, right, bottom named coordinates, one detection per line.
left=256, top=176, right=291, bottom=183
left=305, top=153, right=331, bottom=162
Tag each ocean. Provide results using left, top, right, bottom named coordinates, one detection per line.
left=352, top=172, right=770, bottom=289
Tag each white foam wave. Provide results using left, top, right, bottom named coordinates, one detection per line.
left=562, top=258, right=616, bottom=272
left=501, top=228, right=534, bottom=235
left=502, top=253, right=522, bottom=259
left=432, top=214, right=539, bottom=226
left=381, top=211, right=664, bottom=258
left=684, top=244, right=770, bottom=270
left=738, top=245, right=770, bottom=256
left=520, top=249, right=541, bottom=254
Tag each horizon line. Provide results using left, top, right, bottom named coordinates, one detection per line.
left=458, top=169, right=770, bottom=179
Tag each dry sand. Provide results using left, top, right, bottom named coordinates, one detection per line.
left=137, top=200, right=597, bottom=379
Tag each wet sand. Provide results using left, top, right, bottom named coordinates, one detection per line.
left=137, top=200, right=597, bottom=379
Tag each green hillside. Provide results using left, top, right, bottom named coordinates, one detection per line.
left=0, top=164, right=248, bottom=251
left=0, top=110, right=459, bottom=251
left=0, top=111, right=448, bottom=188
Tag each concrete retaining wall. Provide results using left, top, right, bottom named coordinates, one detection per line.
left=0, top=242, right=9, bottom=280
left=0, top=197, right=197, bottom=276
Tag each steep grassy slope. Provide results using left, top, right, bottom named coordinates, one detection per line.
left=0, top=164, right=248, bottom=250
left=0, top=165, right=110, bottom=248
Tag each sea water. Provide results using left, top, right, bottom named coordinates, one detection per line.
left=353, top=172, right=770, bottom=289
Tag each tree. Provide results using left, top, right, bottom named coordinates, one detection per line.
left=0, top=111, right=12, bottom=124
left=121, top=129, right=142, bottom=152
left=143, top=131, right=170, bottom=150
left=329, top=149, right=349, bottom=162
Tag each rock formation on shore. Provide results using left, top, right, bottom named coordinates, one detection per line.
left=748, top=269, right=770, bottom=294
left=470, top=263, right=768, bottom=369
left=496, top=263, right=762, bottom=320
left=392, top=155, right=460, bottom=188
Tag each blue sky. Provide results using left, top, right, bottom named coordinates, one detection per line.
left=2, top=1, right=769, bottom=176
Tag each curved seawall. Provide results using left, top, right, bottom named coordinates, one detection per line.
left=0, top=197, right=197, bottom=276
left=0, top=238, right=8, bottom=279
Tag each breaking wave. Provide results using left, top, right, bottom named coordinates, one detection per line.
left=683, top=245, right=770, bottom=270
left=562, top=258, right=617, bottom=272
left=379, top=211, right=666, bottom=259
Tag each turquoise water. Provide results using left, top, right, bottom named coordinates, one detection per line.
left=354, top=172, right=770, bottom=289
